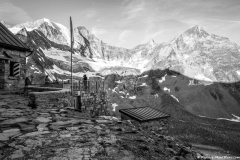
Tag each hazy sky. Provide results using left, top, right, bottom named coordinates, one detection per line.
left=1, top=0, right=240, bottom=48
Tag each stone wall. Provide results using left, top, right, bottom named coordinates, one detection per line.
left=28, top=89, right=72, bottom=109
left=80, top=91, right=108, bottom=116
left=27, top=87, right=109, bottom=117
left=0, top=47, right=27, bottom=91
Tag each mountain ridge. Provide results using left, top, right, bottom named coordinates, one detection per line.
left=4, top=18, right=240, bottom=83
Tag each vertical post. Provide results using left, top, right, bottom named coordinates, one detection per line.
left=103, top=80, right=105, bottom=92
left=96, top=81, right=97, bottom=93
left=70, top=16, right=74, bottom=96
left=88, top=81, right=90, bottom=93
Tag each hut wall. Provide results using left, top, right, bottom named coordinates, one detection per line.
left=0, top=47, right=27, bottom=91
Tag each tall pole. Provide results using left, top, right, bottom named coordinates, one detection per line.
left=70, top=17, right=73, bottom=96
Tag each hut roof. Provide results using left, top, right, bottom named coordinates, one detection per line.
left=0, top=22, right=32, bottom=52
left=119, top=107, right=170, bottom=122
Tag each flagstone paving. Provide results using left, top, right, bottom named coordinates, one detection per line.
left=0, top=93, right=203, bottom=160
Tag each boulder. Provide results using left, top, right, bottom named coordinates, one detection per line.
left=19, top=124, right=36, bottom=132
left=1, top=109, right=23, bottom=118
left=0, top=117, right=28, bottom=125
left=19, top=131, right=50, bottom=138
left=3, top=128, right=20, bottom=133
left=10, top=149, right=24, bottom=159
left=0, top=131, right=20, bottom=141
left=37, top=124, right=49, bottom=131
left=34, top=117, right=51, bottom=123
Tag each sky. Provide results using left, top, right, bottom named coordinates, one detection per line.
left=0, top=0, right=240, bottom=48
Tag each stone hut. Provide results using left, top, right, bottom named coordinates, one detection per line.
left=0, top=22, right=32, bottom=91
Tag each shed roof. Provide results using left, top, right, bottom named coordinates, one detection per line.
left=119, top=107, right=170, bottom=122
left=0, top=22, right=32, bottom=52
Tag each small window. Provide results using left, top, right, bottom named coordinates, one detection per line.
left=10, top=61, right=20, bottom=77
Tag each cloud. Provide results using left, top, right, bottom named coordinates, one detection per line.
left=144, top=30, right=165, bottom=42
left=0, top=2, right=32, bottom=24
left=85, top=9, right=97, bottom=18
left=119, top=30, right=132, bottom=41
left=204, top=18, right=240, bottom=24
left=91, top=26, right=107, bottom=37
left=118, top=30, right=133, bottom=45
left=122, top=0, right=145, bottom=20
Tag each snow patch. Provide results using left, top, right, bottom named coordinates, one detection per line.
left=194, top=74, right=213, bottom=82
left=112, top=103, right=118, bottom=112
left=112, top=87, right=118, bottom=93
left=201, top=81, right=213, bottom=86
left=217, top=117, right=240, bottom=122
left=198, top=115, right=207, bottom=118
left=9, top=27, right=22, bottom=34
left=34, top=70, right=41, bottom=74
left=236, top=71, right=240, bottom=75
left=119, top=91, right=125, bottom=94
left=189, top=80, right=195, bottom=86
left=232, top=114, right=240, bottom=120
left=163, top=87, right=170, bottom=92
left=129, top=96, right=136, bottom=99
left=30, top=65, right=35, bottom=70
left=53, top=22, right=71, bottom=45
left=171, top=95, right=179, bottom=102
left=25, top=27, right=34, bottom=32
left=139, top=83, right=147, bottom=86
left=199, top=114, right=240, bottom=123
left=159, top=74, right=167, bottom=83
left=154, top=94, right=158, bottom=98
left=172, top=76, right=176, bottom=77
left=115, top=80, right=122, bottom=83
left=139, top=75, right=148, bottom=79
left=51, top=65, right=99, bottom=78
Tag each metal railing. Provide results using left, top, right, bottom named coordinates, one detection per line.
left=30, top=83, right=64, bottom=88
left=72, top=80, right=105, bottom=93
left=29, top=80, right=105, bottom=93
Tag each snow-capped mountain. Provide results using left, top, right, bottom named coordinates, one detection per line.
left=145, top=25, right=240, bottom=82
left=7, top=19, right=137, bottom=82
left=11, top=18, right=71, bottom=46
left=8, top=19, right=240, bottom=82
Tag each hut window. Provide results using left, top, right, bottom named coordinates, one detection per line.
left=10, top=61, right=20, bottom=77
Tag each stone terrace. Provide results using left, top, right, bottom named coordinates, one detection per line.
left=0, top=93, right=203, bottom=160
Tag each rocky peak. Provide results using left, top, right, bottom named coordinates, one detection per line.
left=146, top=39, right=156, bottom=47
left=14, top=18, right=55, bottom=32
left=76, top=26, right=90, bottom=36
left=184, top=25, right=209, bottom=38
left=16, top=27, right=28, bottom=36
left=16, top=28, right=28, bottom=43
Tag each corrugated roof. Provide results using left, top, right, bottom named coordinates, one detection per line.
left=0, top=22, right=32, bottom=52
left=119, top=107, right=170, bottom=122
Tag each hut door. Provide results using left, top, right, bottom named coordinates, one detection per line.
left=0, top=60, right=5, bottom=89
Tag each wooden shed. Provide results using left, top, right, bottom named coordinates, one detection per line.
left=0, top=22, right=32, bottom=91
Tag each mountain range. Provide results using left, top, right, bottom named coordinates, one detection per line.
left=2, top=18, right=240, bottom=83
left=1, top=18, right=240, bottom=155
